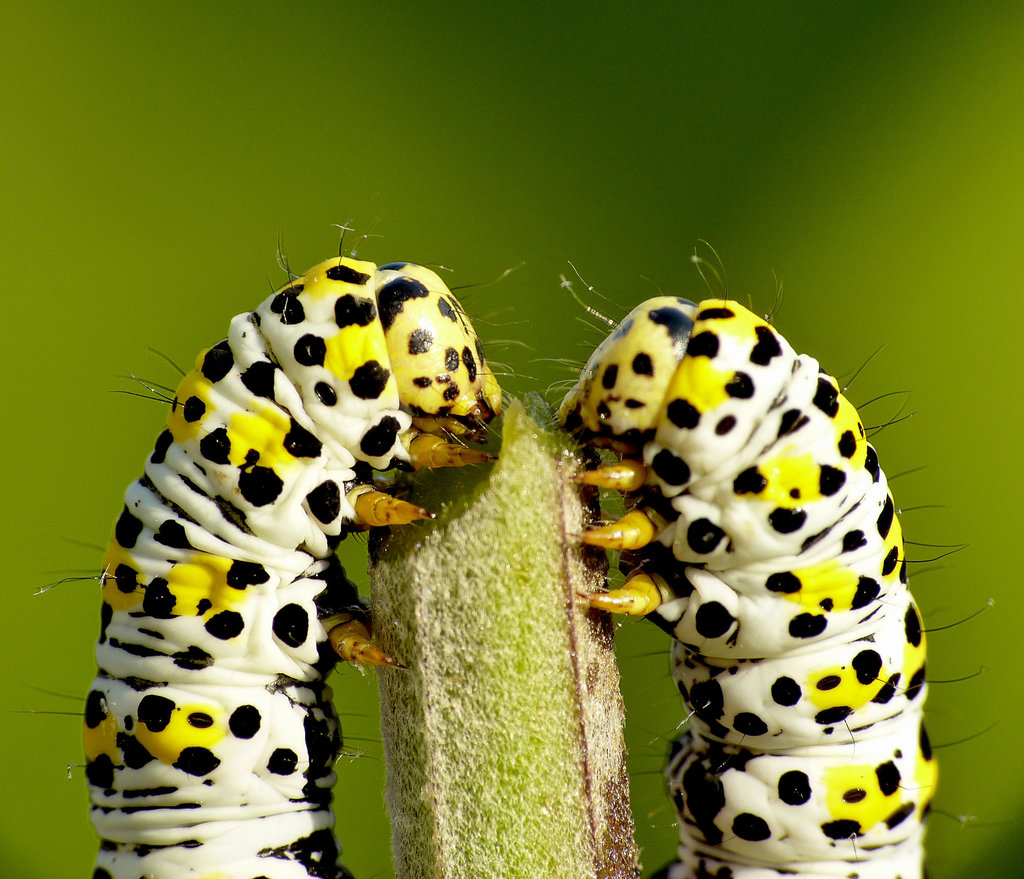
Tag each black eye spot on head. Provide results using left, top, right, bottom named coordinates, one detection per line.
left=444, top=347, right=459, bottom=372
left=601, top=364, right=619, bottom=389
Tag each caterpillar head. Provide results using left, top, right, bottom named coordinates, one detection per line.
left=559, top=296, right=697, bottom=451
left=378, top=263, right=502, bottom=440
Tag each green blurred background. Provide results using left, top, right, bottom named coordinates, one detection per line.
left=3, top=2, right=1022, bottom=877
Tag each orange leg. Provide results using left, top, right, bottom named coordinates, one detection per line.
left=585, top=570, right=672, bottom=616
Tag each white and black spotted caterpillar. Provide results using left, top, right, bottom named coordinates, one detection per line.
left=83, top=256, right=501, bottom=879
left=559, top=296, right=936, bottom=878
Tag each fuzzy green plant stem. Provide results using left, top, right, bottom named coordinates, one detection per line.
left=369, top=399, right=638, bottom=879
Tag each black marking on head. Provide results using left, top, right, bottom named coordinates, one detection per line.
left=379, top=278, right=430, bottom=330
left=438, top=297, right=458, bottom=323
left=648, top=306, right=695, bottom=348
left=462, top=346, right=477, bottom=381
left=408, top=328, right=433, bottom=354
left=631, top=353, right=653, bottom=375
left=601, top=364, right=619, bottom=390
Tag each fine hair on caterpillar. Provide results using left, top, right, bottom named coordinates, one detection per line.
left=83, top=254, right=501, bottom=879
left=560, top=287, right=936, bottom=878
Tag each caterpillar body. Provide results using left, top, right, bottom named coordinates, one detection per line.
left=559, top=297, right=936, bottom=878
left=84, top=256, right=501, bottom=879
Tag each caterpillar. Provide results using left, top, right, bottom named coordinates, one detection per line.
left=559, top=296, right=937, bottom=878
left=83, top=255, right=501, bottom=879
